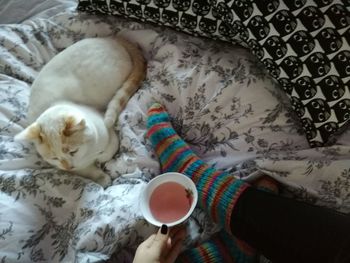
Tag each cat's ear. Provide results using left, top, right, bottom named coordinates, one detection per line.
left=14, top=123, right=41, bottom=142
left=62, top=116, right=86, bottom=137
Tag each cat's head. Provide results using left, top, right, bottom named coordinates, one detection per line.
left=15, top=110, right=89, bottom=171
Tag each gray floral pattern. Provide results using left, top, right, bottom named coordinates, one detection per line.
left=1, top=2, right=350, bottom=263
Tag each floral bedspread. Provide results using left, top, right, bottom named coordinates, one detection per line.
left=1, top=3, right=350, bottom=263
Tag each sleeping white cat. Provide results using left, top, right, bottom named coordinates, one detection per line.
left=15, top=37, right=146, bottom=187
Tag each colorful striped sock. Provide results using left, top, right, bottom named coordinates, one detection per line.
left=146, top=103, right=250, bottom=234
left=176, top=230, right=256, bottom=263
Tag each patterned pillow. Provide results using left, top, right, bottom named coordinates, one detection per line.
left=77, top=0, right=350, bottom=147
left=77, top=0, right=247, bottom=47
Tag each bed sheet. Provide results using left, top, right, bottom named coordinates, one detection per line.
left=1, top=4, right=350, bottom=263
left=0, top=0, right=76, bottom=24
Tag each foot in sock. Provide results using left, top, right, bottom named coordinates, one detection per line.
left=146, top=102, right=249, bottom=233
left=147, top=103, right=258, bottom=262
left=176, top=230, right=256, bottom=263
left=146, top=103, right=284, bottom=262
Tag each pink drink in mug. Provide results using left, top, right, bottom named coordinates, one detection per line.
left=149, top=181, right=193, bottom=223
left=141, top=172, right=198, bottom=226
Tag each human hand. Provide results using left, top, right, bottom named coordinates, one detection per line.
left=133, top=224, right=187, bottom=263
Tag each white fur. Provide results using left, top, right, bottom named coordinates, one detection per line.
left=27, top=38, right=132, bottom=122
left=15, top=38, right=132, bottom=187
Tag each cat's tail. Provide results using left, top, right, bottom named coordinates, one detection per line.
left=104, top=37, right=147, bottom=128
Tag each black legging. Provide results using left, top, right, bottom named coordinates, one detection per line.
left=231, top=188, right=350, bottom=263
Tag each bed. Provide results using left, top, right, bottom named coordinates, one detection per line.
left=1, top=0, right=349, bottom=262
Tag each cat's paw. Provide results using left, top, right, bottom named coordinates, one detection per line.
left=76, top=166, right=112, bottom=188
left=95, top=172, right=112, bottom=188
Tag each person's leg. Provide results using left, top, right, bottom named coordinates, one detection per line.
left=147, top=103, right=256, bottom=262
left=175, top=178, right=278, bottom=263
left=176, top=230, right=255, bottom=263
left=147, top=103, right=264, bottom=263
left=147, top=102, right=249, bottom=234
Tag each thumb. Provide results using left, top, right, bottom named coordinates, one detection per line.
left=151, top=224, right=169, bottom=252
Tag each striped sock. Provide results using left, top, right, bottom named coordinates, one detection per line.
left=176, top=230, right=256, bottom=263
left=146, top=103, right=250, bottom=234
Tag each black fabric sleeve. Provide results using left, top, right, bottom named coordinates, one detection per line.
left=231, top=187, right=350, bottom=263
